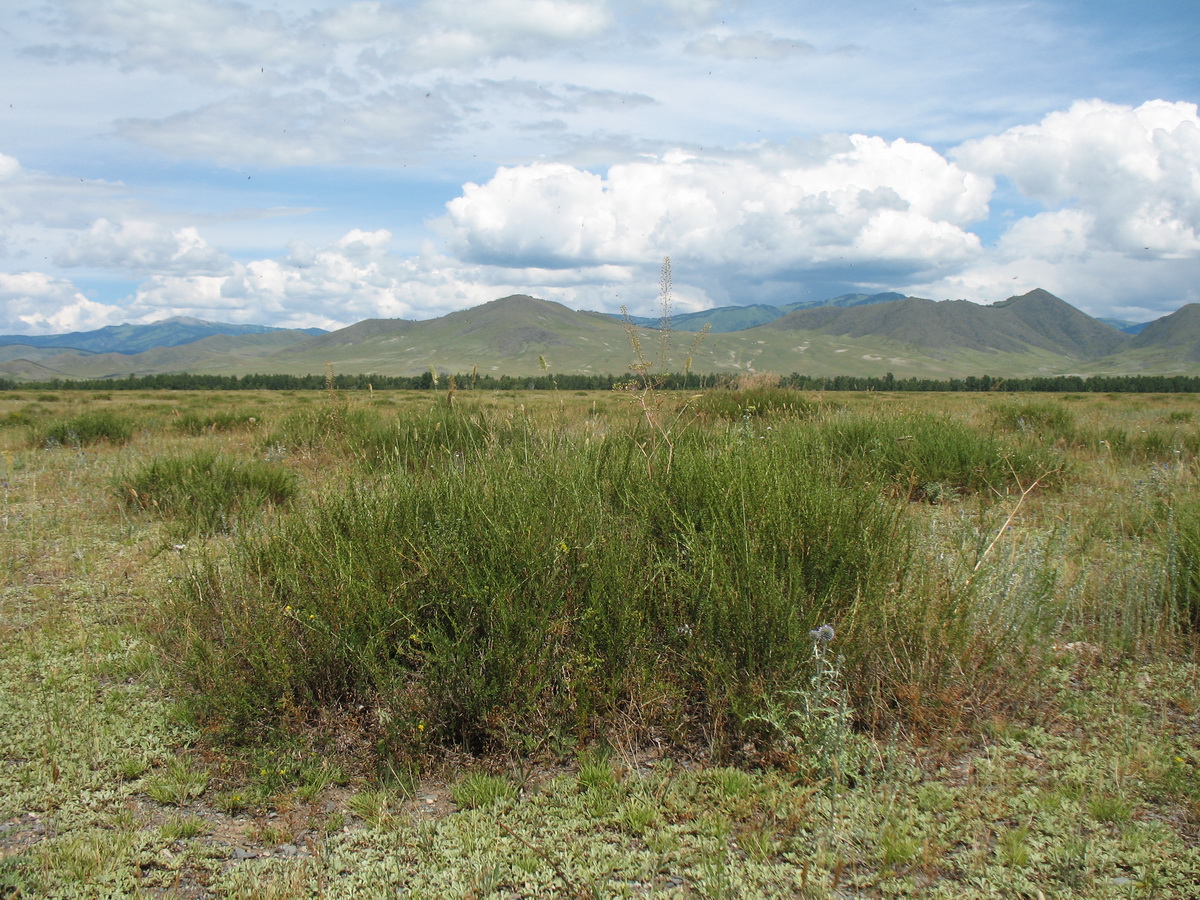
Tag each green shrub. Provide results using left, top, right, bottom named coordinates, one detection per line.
left=116, top=451, right=297, bottom=537
left=153, top=407, right=1071, bottom=765
left=264, top=402, right=383, bottom=454
left=991, top=400, right=1076, bottom=442
left=694, top=387, right=819, bottom=422
left=41, top=411, right=135, bottom=447
left=1167, top=497, right=1200, bottom=631
left=814, top=411, right=1063, bottom=500
left=154, top=422, right=914, bottom=754
left=2, top=404, right=48, bottom=428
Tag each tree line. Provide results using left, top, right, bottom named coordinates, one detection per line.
left=2, top=371, right=1199, bottom=393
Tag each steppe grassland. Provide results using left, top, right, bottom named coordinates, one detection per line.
left=0, top=386, right=1198, bottom=898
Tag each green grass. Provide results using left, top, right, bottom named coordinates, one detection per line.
left=144, top=757, right=210, bottom=806
left=39, top=410, right=135, bottom=447
left=991, top=397, right=1077, bottom=441
left=173, top=409, right=264, bottom=435
left=450, top=772, right=517, bottom=809
left=693, top=384, right=821, bottom=421
left=813, top=408, right=1065, bottom=500
left=1166, top=495, right=1200, bottom=631
left=115, top=449, right=298, bottom=537
left=3, top=388, right=1200, bottom=898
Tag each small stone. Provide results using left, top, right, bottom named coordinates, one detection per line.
left=231, top=848, right=258, bottom=860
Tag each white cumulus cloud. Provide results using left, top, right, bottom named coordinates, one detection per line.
left=55, top=219, right=229, bottom=273
left=0, top=271, right=122, bottom=333
left=121, top=230, right=508, bottom=330
left=955, top=99, right=1200, bottom=257
left=906, top=100, right=1200, bottom=317
left=440, top=137, right=990, bottom=304
left=5, top=94, right=1200, bottom=334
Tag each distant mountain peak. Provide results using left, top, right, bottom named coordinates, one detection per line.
left=1129, top=303, right=1200, bottom=357
left=594, top=290, right=907, bottom=333
left=768, top=288, right=1128, bottom=358
left=3, top=288, right=1197, bottom=382
left=991, top=288, right=1068, bottom=308
left=0, top=317, right=326, bottom=355
left=157, top=315, right=213, bottom=326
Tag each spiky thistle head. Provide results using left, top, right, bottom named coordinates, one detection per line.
left=809, top=624, right=835, bottom=644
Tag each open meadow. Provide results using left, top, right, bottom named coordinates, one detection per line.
left=2, top=384, right=1199, bottom=898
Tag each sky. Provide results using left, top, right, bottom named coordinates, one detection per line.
left=1, top=0, right=1199, bottom=335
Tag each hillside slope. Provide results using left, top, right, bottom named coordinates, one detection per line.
left=0, top=317, right=325, bottom=355
left=766, top=290, right=1128, bottom=359
left=0, top=331, right=314, bottom=379
left=1, top=291, right=1195, bottom=381
left=612, top=292, right=906, bottom=332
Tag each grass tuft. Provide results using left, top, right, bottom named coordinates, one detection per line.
left=116, top=450, right=297, bottom=536
left=39, top=410, right=135, bottom=447
left=451, top=772, right=517, bottom=809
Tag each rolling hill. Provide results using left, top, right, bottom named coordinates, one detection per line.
left=612, top=291, right=906, bottom=332
left=767, top=289, right=1127, bottom=359
left=0, top=331, right=315, bottom=380
left=0, top=316, right=325, bottom=355
left=1086, top=303, right=1200, bottom=372
left=1, top=290, right=1196, bottom=381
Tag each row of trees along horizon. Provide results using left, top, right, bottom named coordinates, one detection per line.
left=3, top=371, right=1200, bottom=393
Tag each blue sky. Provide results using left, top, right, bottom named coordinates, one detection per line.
left=1, top=0, right=1198, bottom=334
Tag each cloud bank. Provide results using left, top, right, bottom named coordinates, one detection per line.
left=4, top=98, right=1199, bottom=334
left=2, top=0, right=1199, bottom=334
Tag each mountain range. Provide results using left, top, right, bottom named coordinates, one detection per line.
left=1, top=290, right=1197, bottom=382
left=613, top=292, right=909, bottom=332
left=0, top=316, right=326, bottom=356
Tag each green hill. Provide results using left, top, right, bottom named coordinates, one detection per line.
left=986, top=289, right=1128, bottom=357
left=1084, top=303, right=1200, bottom=371
left=608, top=292, right=906, bottom=332
left=0, top=317, right=325, bottom=355
left=779, top=292, right=907, bottom=313
left=0, top=331, right=314, bottom=380
left=2, top=290, right=1196, bottom=382
left=766, top=290, right=1128, bottom=359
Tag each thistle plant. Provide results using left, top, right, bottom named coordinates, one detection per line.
left=749, top=624, right=856, bottom=791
